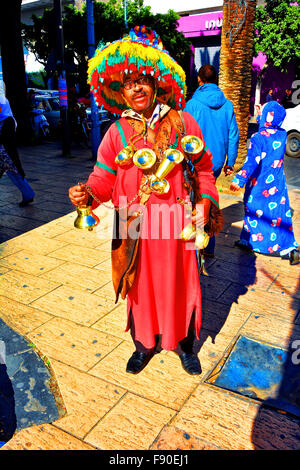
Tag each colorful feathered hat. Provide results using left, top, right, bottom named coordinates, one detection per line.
left=87, top=25, right=186, bottom=115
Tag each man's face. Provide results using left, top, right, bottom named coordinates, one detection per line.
left=121, top=72, right=156, bottom=115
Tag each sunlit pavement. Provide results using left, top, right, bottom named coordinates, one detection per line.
left=0, top=140, right=299, bottom=450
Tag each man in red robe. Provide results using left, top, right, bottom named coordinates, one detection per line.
left=68, top=26, right=221, bottom=375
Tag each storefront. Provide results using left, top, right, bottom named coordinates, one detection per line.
left=177, top=11, right=223, bottom=94
left=178, top=9, right=297, bottom=111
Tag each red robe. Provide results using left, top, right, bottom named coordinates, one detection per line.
left=87, top=111, right=218, bottom=350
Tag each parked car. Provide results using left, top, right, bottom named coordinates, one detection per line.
left=86, top=106, right=116, bottom=137
left=282, top=104, right=300, bottom=158
left=28, top=88, right=59, bottom=98
left=34, top=94, right=61, bottom=130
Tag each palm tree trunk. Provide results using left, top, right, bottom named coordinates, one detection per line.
left=219, top=0, right=257, bottom=169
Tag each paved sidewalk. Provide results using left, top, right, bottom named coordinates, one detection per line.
left=0, top=141, right=300, bottom=450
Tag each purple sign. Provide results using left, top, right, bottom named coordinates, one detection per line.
left=177, top=11, right=223, bottom=38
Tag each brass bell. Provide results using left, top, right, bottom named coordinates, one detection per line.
left=133, top=149, right=156, bottom=169
left=179, top=223, right=197, bottom=241
left=115, top=146, right=134, bottom=165
left=195, top=230, right=210, bottom=250
left=148, top=148, right=184, bottom=194
left=181, top=135, right=204, bottom=155
left=74, top=205, right=99, bottom=231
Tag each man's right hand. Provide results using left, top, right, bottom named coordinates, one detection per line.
left=68, top=184, right=89, bottom=207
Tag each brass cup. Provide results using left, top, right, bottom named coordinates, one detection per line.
left=133, top=149, right=157, bottom=169
left=181, top=135, right=204, bottom=155
left=115, top=146, right=134, bottom=165
left=179, top=223, right=197, bottom=241
left=74, top=205, right=99, bottom=231
left=195, top=231, right=210, bottom=250
left=148, top=174, right=170, bottom=194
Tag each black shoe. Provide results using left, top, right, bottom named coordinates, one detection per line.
left=19, top=198, right=34, bottom=207
left=289, top=249, right=300, bottom=265
left=126, top=351, right=153, bottom=374
left=179, top=352, right=202, bottom=375
left=203, top=251, right=215, bottom=258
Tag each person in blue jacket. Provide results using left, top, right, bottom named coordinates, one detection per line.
left=185, top=64, right=239, bottom=256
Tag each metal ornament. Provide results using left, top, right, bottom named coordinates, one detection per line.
left=74, top=205, right=99, bottom=231
left=181, top=135, right=204, bottom=155
left=195, top=231, right=210, bottom=250
left=115, top=146, right=135, bottom=165
left=133, top=149, right=157, bottom=169
left=180, top=223, right=209, bottom=249
left=148, top=174, right=170, bottom=194
left=180, top=223, right=197, bottom=241
left=149, top=148, right=184, bottom=194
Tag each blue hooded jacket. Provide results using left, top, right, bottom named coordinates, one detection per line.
left=185, top=83, right=239, bottom=173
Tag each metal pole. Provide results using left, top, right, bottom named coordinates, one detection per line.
left=0, top=50, right=4, bottom=96
left=124, top=0, right=128, bottom=29
left=86, top=0, right=100, bottom=159
left=53, top=0, right=71, bottom=156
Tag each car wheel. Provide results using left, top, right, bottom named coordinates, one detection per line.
left=286, top=131, right=300, bottom=158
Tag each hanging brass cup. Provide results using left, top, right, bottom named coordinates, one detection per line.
left=133, top=149, right=156, bottom=169
left=148, top=149, right=184, bottom=194
left=195, top=230, right=210, bottom=250
left=180, top=223, right=197, bottom=241
left=181, top=135, right=204, bottom=155
left=180, top=223, right=209, bottom=249
left=74, top=205, right=99, bottom=231
left=115, top=146, right=135, bottom=165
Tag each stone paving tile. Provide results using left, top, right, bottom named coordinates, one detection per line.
left=172, top=384, right=300, bottom=450
left=47, top=243, right=110, bottom=267
left=1, top=423, right=96, bottom=450
left=92, top=280, right=116, bottom=300
left=50, top=360, right=127, bottom=439
left=238, top=312, right=300, bottom=350
left=0, top=296, right=53, bottom=334
left=92, top=303, right=130, bottom=341
left=0, top=270, right=61, bottom=304
left=84, top=392, right=176, bottom=450
left=218, top=283, right=300, bottom=320
left=266, top=273, right=300, bottom=299
left=0, top=249, right=66, bottom=276
left=30, top=285, right=119, bottom=326
left=27, top=222, right=71, bottom=239
left=0, top=227, right=23, bottom=243
left=0, top=232, right=68, bottom=257
left=89, top=341, right=200, bottom=411
left=53, top=227, right=106, bottom=249
left=0, top=210, right=43, bottom=231
left=0, top=202, right=65, bottom=223
left=203, top=258, right=258, bottom=287
left=39, top=260, right=111, bottom=292
left=28, top=317, right=122, bottom=372
left=150, top=425, right=222, bottom=450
